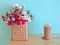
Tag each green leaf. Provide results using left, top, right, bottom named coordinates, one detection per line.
left=29, top=14, right=33, bottom=20
left=27, top=10, right=30, bottom=14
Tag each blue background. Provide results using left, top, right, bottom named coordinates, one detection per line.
left=0, top=0, right=60, bottom=45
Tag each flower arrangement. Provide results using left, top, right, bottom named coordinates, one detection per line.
left=2, top=4, right=33, bottom=26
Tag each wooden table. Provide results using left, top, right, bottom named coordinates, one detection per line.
left=8, top=34, right=60, bottom=45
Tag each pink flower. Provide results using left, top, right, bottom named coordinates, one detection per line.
left=2, top=15, right=5, bottom=20
left=22, top=20, right=25, bottom=24
left=19, top=18, right=23, bottom=21
left=19, top=11, right=22, bottom=14
left=11, top=17, right=15, bottom=21
left=13, top=11, right=18, bottom=20
left=16, top=21, right=20, bottom=25
left=6, top=12, right=9, bottom=16
left=16, top=18, right=25, bottom=25
left=7, top=20, right=13, bottom=26
left=22, top=16, right=26, bottom=20
left=2, top=15, right=5, bottom=19
left=20, top=18, right=25, bottom=24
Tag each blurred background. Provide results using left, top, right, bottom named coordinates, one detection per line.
left=0, top=0, right=60, bottom=45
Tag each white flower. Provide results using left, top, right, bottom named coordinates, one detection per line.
left=7, top=18, right=10, bottom=21
left=6, top=21, right=8, bottom=23
left=22, top=4, right=25, bottom=8
left=19, top=6, right=22, bottom=9
left=11, top=3, right=19, bottom=9
left=27, top=16, right=31, bottom=22
left=22, top=11, right=27, bottom=15
left=13, top=3, right=18, bottom=6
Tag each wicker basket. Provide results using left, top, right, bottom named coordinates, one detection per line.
left=11, top=22, right=28, bottom=41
